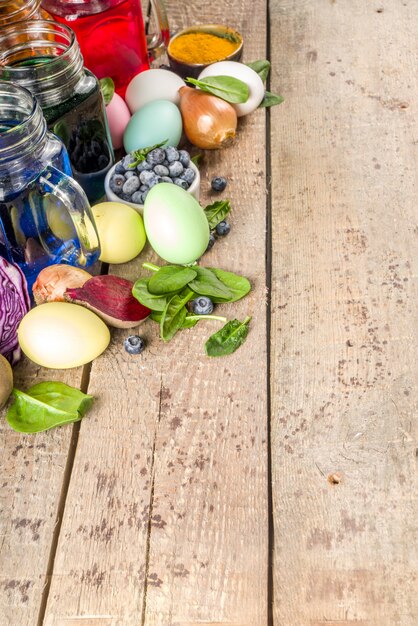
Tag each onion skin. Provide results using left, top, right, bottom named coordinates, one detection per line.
left=33, top=264, right=91, bottom=305
left=65, top=275, right=151, bottom=329
left=178, top=86, right=237, bottom=149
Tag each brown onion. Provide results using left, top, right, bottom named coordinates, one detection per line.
left=178, top=86, right=237, bottom=149
left=32, top=264, right=91, bottom=305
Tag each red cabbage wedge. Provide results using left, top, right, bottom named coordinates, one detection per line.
left=0, top=257, right=30, bottom=364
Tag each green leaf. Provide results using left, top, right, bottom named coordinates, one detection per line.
left=148, top=265, right=197, bottom=295
left=186, top=75, right=249, bottom=104
left=182, top=315, right=200, bottom=329
left=160, top=288, right=194, bottom=342
left=204, top=200, right=231, bottom=230
left=246, top=60, right=271, bottom=83
left=259, top=92, right=284, bottom=108
left=205, top=316, right=251, bottom=357
left=209, top=268, right=251, bottom=303
left=188, top=267, right=233, bottom=300
left=132, top=278, right=168, bottom=311
left=128, top=140, right=168, bottom=168
left=99, top=77, right=115, bottom=105
left=6, top=382, right=94, bottom=433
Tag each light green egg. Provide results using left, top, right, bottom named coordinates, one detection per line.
left=123, top=99, right=182, bottom=152
left=144, top=184, right=210, bottom=264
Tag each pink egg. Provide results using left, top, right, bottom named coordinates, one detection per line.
left=105, top=93, right=131, bottom=150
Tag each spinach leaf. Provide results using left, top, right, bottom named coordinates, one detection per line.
left=182, top=315, right=200, bottom=329
left=204, top=200, right=231, bottom=230
left=188, top=267, right=233, bottom=300
left=259, top=92, right=284, bottom=108
left=161, top=288, right=194, bottom=342
left=128, top=140, right=168, bottom=168
left=205, top=316, right=251, bottom=357
left=6, top=382, right=93, bottom=433
left=209, top=268, right=251, bottom=303
left=148, top=265, right=197, bottom=295
left=246, top=60, right=271, bottom=83
left=99, top=77, right=115, bottom=105
left=186, top=76, right=249, bottom=104
left=132, top=278, right=168, bottom=311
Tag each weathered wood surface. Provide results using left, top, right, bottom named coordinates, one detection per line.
left=42, top=2, right=269, bottom=625
left=270, top=1, right=418, bottom=625
left=0, top=364, right=83, bottom=626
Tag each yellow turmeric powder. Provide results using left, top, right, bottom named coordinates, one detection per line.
left=169, top=31, right=241, bottom=65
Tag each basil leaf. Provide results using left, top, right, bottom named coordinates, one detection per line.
left=161, top=288, right=194, bottom=342
left=99, top=77, right=115, bottom=105
left=246, top=60, right=271, bottom=83
left=186, top=76, right=249, bottom=104
left=188, top=267, right=233, bottom=300
left=132, top=278, right=168, bottom=311
left=259, top=92, right=284, bottom=108
left=129, top=140, right=168, bottom=168
left=209, top=268, right=251, bottom=303
left=148, top=265, right=197, bottom=295
left=6, top=382, right=93, bottom=433
left=205, top=316, right=251, bottom=357
left=204, top=200, right=231, bottom=230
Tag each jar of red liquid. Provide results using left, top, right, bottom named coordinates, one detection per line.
left=0, top=20, right=114, bottom=203
left=0, top=0, right=50, bottom=26
left=40, top=0, right=170, bottom=97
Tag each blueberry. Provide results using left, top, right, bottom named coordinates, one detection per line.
left=161, top=176, right=173, bottom=184
left=211, top=176, right=227, bottom=192
left=137, top=160, right=152, bottom=172
left=206, top=233, right=216, bottom=251
left=146, top=148, right=165, bottom=165
left=124, top=170, right=136, bottom=178
left=148, top=173, right=161, bottom=188
left=216, top=220, right=231, bottom=236
left=109, top=174, right=125, bottom=194
left=139, top=170, right=155, bottom=185
left=173, top=177, right=188, bottom=189
left=168, top=161, right=183, bottom=177
left=119, top=192, right=133, bottom=201
left=192, top=296, right=214, bottom=315
left=122, top=154, right=136, bottom=170
left=180, top=167, right=195, bottom=185
left=140, top=184, right=148, bottom=192
left=164, top=146, right=179, bottom=162
left=115, top=161, right=125, bottom=175
left=178, top=149, right=190, bottom=167
left=124, top=335, right=146, bottom=355
left=142, top=189, right=149, bottom=202
left=153, top=164, right=169, bottom=177
left=122, top=176, right=140, bottom=195
left=131, top=191, right=143, bottom=204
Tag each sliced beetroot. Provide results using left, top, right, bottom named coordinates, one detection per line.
left=65, top=274, right=150, bottom=329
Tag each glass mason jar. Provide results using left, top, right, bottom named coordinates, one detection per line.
left=41, top=0, right=170, bottom=97
left=0, top=81, right=100, bottom=291
left=0, top=21, right=114, bottom=203
left=0, top=0, right=50, bottom=27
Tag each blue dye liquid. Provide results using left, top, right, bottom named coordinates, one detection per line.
left=0, top=128, right=98, bottom=291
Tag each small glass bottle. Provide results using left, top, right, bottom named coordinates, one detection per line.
left=0, top=0, right=50, bottom=27
left=0, top=20, right=114, bottom=203
left=0, top=82, right=100, bottom=290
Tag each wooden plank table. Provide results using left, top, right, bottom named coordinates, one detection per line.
left=0, top=1, right=417, bottom=625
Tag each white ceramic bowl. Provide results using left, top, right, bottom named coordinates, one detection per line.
left=104, top=159, right=200, bottom=214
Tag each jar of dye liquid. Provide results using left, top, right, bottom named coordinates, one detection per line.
left=0, top=0, right=50, bottom=27
left=40, top=0, right=170, bottom=97
left=0, top=21, right=114, bottom=203
left=0, top=82, right=100, bottom=291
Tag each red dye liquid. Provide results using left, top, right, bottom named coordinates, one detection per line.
left=47, top=0, right=150, bottom=97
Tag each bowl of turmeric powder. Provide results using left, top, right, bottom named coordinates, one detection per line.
left=167, top=24, right=243, bottom=79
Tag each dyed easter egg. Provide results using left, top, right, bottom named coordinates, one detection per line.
left=143, top=183, right=209, bottom=264
left=123, top=100, right=182, bottom=153
left=125, top=69, right=186, bottom=113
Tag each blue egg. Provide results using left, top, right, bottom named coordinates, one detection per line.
left=123, top=100, right=182, bottom=153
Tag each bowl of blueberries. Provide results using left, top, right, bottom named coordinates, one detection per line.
left=104, top=145, right=200, bottom=214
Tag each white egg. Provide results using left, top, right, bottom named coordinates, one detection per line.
left=198, top=61, right=265, bottom=117
left=125, top=69, right=186, bottom=113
